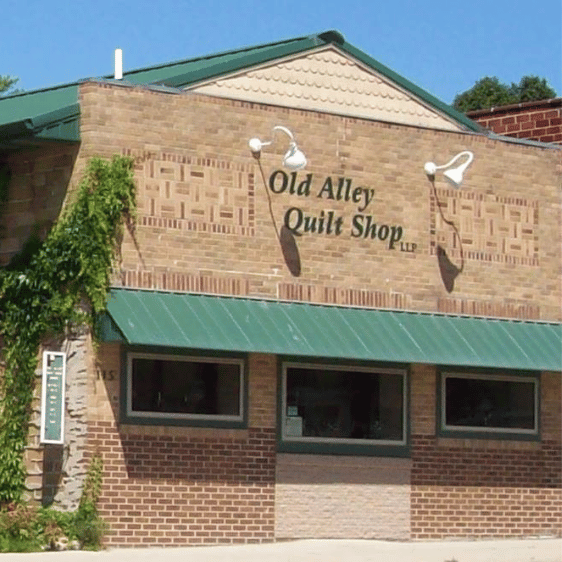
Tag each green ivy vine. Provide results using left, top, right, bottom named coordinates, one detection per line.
left=0, top=155, right=136, bottom=503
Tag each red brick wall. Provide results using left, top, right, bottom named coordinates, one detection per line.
left=468, top=98, right=562, bottom=144
left=410, top=369, right=562, bottom=539
left=411, top=436, right=562, bottom=538
left=89, top=347, right=278, bottom=547
left=88, top=422, right=276, bottom=547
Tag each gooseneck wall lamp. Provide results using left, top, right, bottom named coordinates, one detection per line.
left=249, top=125, right=307, bottom=170
left=424, top=151, right=474, bottom=188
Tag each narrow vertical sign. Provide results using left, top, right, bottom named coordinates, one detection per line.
left=40, top=352, right=66, bottom=444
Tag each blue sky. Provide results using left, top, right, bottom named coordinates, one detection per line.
left=2, top=0, right=560, bottom=105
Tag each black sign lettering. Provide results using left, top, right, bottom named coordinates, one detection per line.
left=270, top=171, right=414, bottom=252
left=269, top=170, right=289, bottom=194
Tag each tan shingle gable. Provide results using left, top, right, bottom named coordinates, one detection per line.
left=191, top=47, right=464, bottom=131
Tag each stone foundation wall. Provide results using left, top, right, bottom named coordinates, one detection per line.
left=25, top=329, right=91, bottom=509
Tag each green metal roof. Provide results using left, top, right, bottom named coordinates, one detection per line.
left=0, top=84, right=78, bottom=126
left=0, top=84, right=80, bottom=148
left=0, top=30, right=483, bottom=149
left=103, top=289, right=562, bottom=371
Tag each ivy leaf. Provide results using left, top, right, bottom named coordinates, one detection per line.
left=0, top=155, right=135, bottom=502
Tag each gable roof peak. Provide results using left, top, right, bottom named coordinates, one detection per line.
left=315, top=30, right=346, bottom=45
left=0, top=29, right=484, bottom=147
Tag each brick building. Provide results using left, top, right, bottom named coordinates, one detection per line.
left=467, top=97, right=562, bottom=144
left=0, top=31, right=560, bottom=546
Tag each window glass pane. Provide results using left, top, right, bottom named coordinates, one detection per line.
left=285, top=365, right=404, bottom=442
left=131, top=356, right=241, bottom=417
left=444, top=376, right=535, bottom=430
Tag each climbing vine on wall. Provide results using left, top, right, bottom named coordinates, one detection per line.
left=0, top=155, right=136, bottom=503
left=0, top=163, right=11, bottom=209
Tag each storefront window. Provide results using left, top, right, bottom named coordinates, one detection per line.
left=281, top=363, right=406, bottom=452
left=125, top=352, right=244, bottom=426
left=440, top=372, right=538, bottom=437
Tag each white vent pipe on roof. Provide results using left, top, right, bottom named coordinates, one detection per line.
left=114, top=48, right=123, bottom=80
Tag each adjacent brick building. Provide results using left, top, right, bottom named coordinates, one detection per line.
left=0, top=30, right=560, bottom=547
left=467, top=98, right=562, bottom=144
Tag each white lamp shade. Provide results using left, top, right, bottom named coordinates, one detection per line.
left=283, top=145, right=307, bottom=170
left=443, top=167, right=464, bottom=188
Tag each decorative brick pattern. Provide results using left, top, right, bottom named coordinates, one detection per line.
left=89, top=421, right=276, bottom=546
left=117, top=270, right=250, bottom=295
left=436, top=297, right=540, bottom=319
left=125, top=148, right=256, bottom=237
left=278, top=283, right=410, bottom=308
left=430, top=187, right=539, bottom=266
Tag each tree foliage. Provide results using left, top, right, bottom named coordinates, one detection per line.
left=515, top=75, right=557, bottom=103
left=453, top=75, right=557, bottom=112
left=0, top=76, right=19, bottom=97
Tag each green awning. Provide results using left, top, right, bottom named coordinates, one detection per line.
left=103, top=289, right=562, bottom=371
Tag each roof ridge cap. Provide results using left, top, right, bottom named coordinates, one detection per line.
left=316, top=30, right=346, bottom=45
left=119, top=32, right=331, bottom=80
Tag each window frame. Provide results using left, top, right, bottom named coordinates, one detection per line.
left=278, top=359, right=409, bottom=457
left=438, top=368, right=540, bottom=441
left=121, top=347, right=247, bottom=429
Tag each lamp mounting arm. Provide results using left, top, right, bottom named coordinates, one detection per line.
left=248, top=125, right=307, bottom=170
left=271, top=125, right=296, bottom=142
left=425, top=151, right=474, bottom=175
left=424, top=150, right=474, bottom=188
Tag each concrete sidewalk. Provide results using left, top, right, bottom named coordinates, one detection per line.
left=5, top=538, right=562, bottom=562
